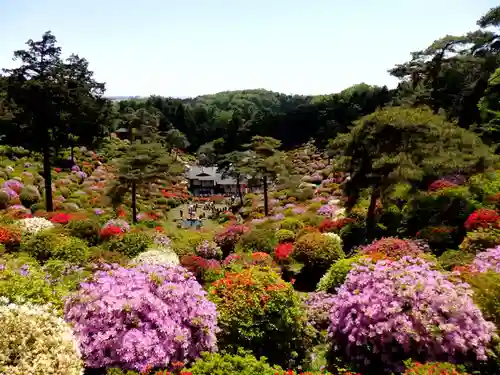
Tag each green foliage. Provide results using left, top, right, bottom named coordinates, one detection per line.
left=438, top=250, right=475, bottom=271
left=184, top=351, right=283, bottom=375
left=316, top=256, right=363, bottom=293
left=19, top=185, right=41, bottom=207
left=236, top=226, right=277, bottom=253
left=20, top=230, right=89, bottom=264
left=0, top=191, right=9, bottom=209
left=105, top=232, right=151, bottom=258
left=279, top=218, right=304, bottom=232
left=464, top=271, right=500, bottom=329
left=459, top=228, right=500, bottom=254
left=293, top=232, right=345, bottom=271
left=276, top=229, right=295, bottom=243
left=66, top=219, right=100, bottom=246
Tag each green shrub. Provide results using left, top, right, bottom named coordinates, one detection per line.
left=236, top=227, right=277, bottom=254
left=463, top=271, right=500, bottom=329
left=316, top=256, right=363, bottom=293
left=87, top=246, right=131, bottom=265
left=184, top=351, right=283, bottom=375
left=279, top=218, right=304, bottom=232
left=105, top=231, right=151, bottom=258
left=19, top=185, right=41, bottom=208
left=209, top=267, right=315, bottom=368
left=276, top=229, right=295, bottom=243
left=66, top=219, right=100, bottom=246
left=459, top=228, right=500, bottom=254
left=299, top=213, right=324, bottom=227
left=0, top=191, right=9, bottom=209
left=20, top=230, right=89, bottom=264
left=438, top=250, right=475, bottom=271
left=167, top=228, right=209, bottom=257
left=294, top=232, right=345, bottom=270
left=0, top=254, right=74, bottom=313
left=166, top=198, right=181, bottom=208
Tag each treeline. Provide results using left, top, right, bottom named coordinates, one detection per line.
left=0, top=5, right=499, bottom=158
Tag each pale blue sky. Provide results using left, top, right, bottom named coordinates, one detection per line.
left=0, top=0, right=497, bottom=97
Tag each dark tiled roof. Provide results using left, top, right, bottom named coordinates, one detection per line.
left=186, top=166, right=238, bottom=185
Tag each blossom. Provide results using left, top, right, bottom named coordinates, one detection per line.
left=472, top=245, right=500, bottom=273
left=328, top=257, right=495, bottom=371
left=464, top=208, right=500, bottom=231
left=103, top=218, right=130, bottom=233
left=3, top=179, right=24, bottom=194
left=130, top=249, right=180, bottom=266
left=317, top=204, right=345, bottom=219
left=195, top=240, right=222, bottom=259
left=302, top=291, right=336, bottom=332
left=274, top=243, right=294, bottom=261
left=17, top=217, right=55, bottom=235
left=64, top=264, right=218, bottom=371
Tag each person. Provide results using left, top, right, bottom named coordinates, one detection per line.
left=180, top=209, right=183, bottom=218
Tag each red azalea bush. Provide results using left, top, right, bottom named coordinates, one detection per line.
left=180, top=255, right=222, bottom=283
left=319, top=218, right=355, bottom=233
left=274, top=243, right=294, bottom=261
left=358, top=237, right=427, bottom=261
left=214, top=224, right=249, bottom=256
left=0, top=225, right=21, bottom=250
left=49, top=212, right=72, bottom=224
left=464, top=208, right=500, bottom=231
left=100, top=225, right=123, bottom=240
left=428, top=179, right=457, bottom=192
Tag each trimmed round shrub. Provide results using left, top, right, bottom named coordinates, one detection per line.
left=130, top=249, right=180, bottom=266
left=20, top=230, right=89, bottom=264
left=236, top=226, right=277, bottom=254
left=183, top=351, right=283, bottom=375
left=276, top=229, right=295, bottom=243
left=105, top=231, right=151, bottom=257
left=357, top=237, right=427, bottom=261
left=209, top=267, right=314, bottom=368
left=0, top=190, right=9, bottom=209
left=327, top=257, right=496, bottom=373
left=66, top=219, right=100, bottom=245
left=316, top=256, right=363, bottom=293
left=19, top=185, right=41, bottom=208
left=279, top=218, right=304, bottom=232
left=0, top=299, right=83, bottom=375
left=293, top=232, right=345, bottom=270
left=64, top=264, right=218, bottom=372
left=87, top=246, right=131, bottom=266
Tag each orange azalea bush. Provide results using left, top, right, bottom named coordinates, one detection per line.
left=403, top=361, right=468, bottom=375
left=208, top=267, right=314, bottom=368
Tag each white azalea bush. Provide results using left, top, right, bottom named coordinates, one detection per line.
left=130, top=248, right=180, bottom=266
left=0, top=298, right=83, bottom=375
left=17, top=217, right=54, bottom=235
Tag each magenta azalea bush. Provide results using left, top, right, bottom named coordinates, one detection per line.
left=64, top=264, right=218, bottom=371
left=472, top=245, right=500, bottom=273
left=328, top=257, right=495, bottom=372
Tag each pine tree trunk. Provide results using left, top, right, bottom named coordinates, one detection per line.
left=236, top=175, right=243, bottom=206
left=43, top=145, right=53, bottom=212
left=366, top=186, right=379, bottom=242
left=263, top=176, right=269, bottom=216
left=131, top=182, right=137, bottom=223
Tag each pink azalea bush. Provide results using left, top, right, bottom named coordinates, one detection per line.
left=102, top=218, right=130, bottom=233
left=472, top=245, right=500, bottom=273
left=64, top=263, right=218, bottom=372
left=328, top=257, right=495, bottom=372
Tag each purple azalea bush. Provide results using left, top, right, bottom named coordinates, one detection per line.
left=472, top=245, right=500, bottom=273
left=64, top=264, right=218, bottom=371
left=302, top=291, right=336, bottom=332
left=328, top=256, right=495, bottom=372
left=195, top=240, right=221, bottom=259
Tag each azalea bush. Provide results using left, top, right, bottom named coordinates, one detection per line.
left=302, top=291, right=336, bottom=334
left=0, top=298, right=84, bottom=375
left=195, top=240, right=222, bottom=259
left=180, top=255, right=222, bottom=283
left=214, top=224, right=249, bottom=256
left=472, top=245, right=500, bottom=273
left=64, top=264, right=219, bottom=372
left=461, top=271, right=500, bottom=329
left=459, top=228, right=500, bottom=254
left=66, top=218, right=101, bottom=245
left=236, top=226, right=277, bottom=254
left=209, top=267, right=314, bottom=368
left=293, top=232, right=344, bottom=272
left=130, top=249, right=180, bottom=266
left=464, top=208, right=500, bottom=231
left=17, top=216, right=54, bottom=235
left=403, top=361, right=469, bottom=375
left=357, top=237, right=428, bottom=261
left=105, top=231, right=151, bottom=257
left=327, top=257, right=495, bottom=373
